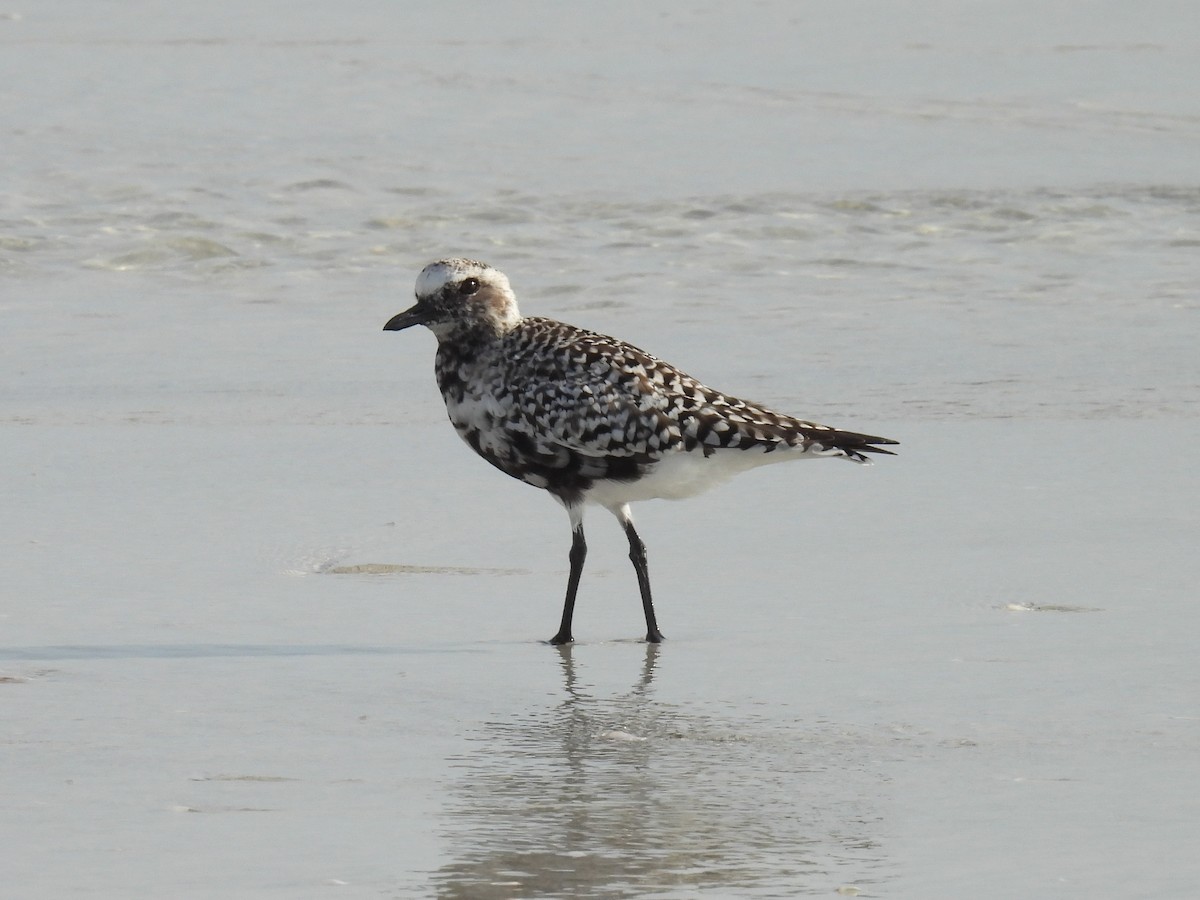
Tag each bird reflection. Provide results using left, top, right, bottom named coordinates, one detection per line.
left=429, top=644, right=889, bottom=897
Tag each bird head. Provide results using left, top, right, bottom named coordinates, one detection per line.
left=383, top=258, right=520, bottom=341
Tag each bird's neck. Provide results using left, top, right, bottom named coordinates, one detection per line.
left=434, top=321, right=506, bottom=358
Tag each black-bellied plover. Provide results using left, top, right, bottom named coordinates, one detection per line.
left=384, top=258, right=897, bottom=644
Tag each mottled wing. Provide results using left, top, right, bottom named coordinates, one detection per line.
left=503, top=317, right=896, bottom=465
left=671, top=381, right=898, bottom=461
left=502, top=319, right=686, bottom=461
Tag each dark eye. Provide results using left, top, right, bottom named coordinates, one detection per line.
left=458, top=277, right=480, bottom=296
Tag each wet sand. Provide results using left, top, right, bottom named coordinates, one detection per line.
left=4, top=420, right=1197, bottom=897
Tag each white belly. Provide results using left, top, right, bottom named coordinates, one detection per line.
left=583, top=445, right=813, bottom=510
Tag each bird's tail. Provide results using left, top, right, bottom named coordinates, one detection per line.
left=798, top=425, right=898, bottom=463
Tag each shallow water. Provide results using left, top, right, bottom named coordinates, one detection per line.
left=4, top=420, right=1198, bottom=898
left=3, top=2, right=1200, bottom=898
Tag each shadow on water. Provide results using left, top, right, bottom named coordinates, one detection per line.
left=427, top=644, right=894, bottom=898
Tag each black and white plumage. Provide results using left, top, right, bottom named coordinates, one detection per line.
left=384, top=258, right=897, bottom=644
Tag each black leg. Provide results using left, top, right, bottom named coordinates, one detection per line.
left=624, top=519, right=663, bottom=643
left=549, top=524, right=585, bottom=645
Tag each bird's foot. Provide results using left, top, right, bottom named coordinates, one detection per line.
left=645, top=630, right=664, bottom=644
left=547, top=631, right=573, bottom=646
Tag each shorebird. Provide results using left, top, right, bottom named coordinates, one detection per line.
left=384, top=258, right=897, bottom=644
